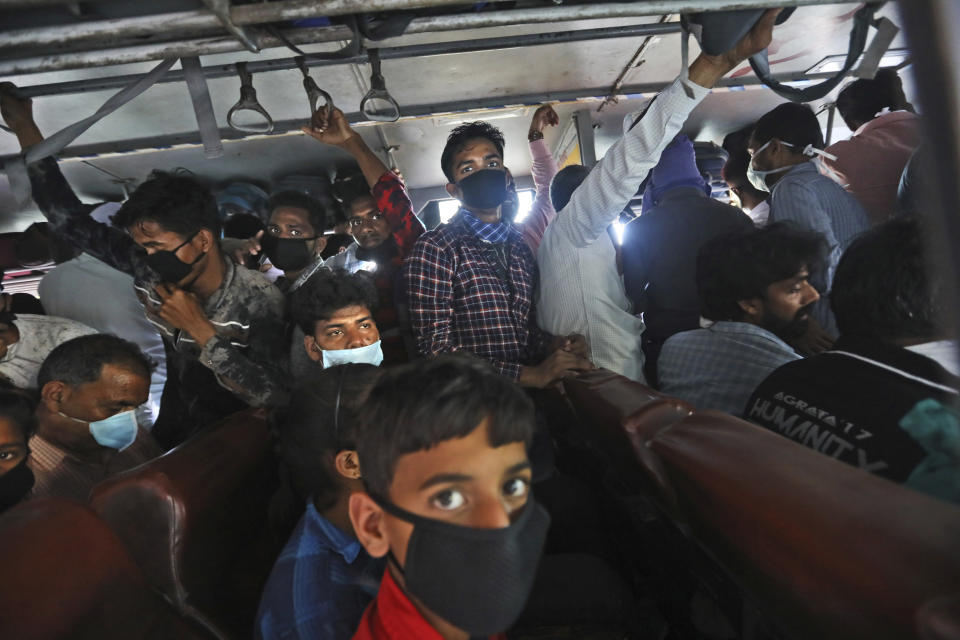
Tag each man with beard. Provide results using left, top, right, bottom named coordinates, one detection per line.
left=657, top=223, right=826, bottom=415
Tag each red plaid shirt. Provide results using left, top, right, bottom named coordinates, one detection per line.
left=403, top=211, right=552, bottom=380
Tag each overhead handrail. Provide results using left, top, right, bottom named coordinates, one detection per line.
left=294, top=56, right=334, bottom=119
left=359, top=48, right=401, bottom=122
left=226, top=62, right=274, bottom=134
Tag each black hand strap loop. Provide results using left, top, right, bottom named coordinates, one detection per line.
left=227, top=62, right=274, bottom=134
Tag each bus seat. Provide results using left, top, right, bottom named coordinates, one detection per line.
left=563, top=369, right=692, bottom=496
left=0, top=498, right=208, bottom=640
left=89, top=408, right=280, bottom=640
left=644, top=411, right=960, bottom=640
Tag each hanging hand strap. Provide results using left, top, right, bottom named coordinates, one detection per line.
left=4, top=57, right=176, bottom=207
left=227, top=62, right=274, bottom=133
left=182, top=56, right=223, bottom=159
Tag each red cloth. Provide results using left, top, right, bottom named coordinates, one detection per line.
left=822, top=111, right=921, bottom=225
left=352, top=568, right=506, bottom=640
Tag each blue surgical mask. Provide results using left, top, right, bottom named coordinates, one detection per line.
left=59, top=408, right=139, bottom=451
left=321, top=340, right=384, bottom=368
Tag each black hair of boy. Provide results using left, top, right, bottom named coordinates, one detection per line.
left=112, top=170, right=222, bottom=238
left=0, top=388, right=38, bottom=442
left=831, top=215, right=943, bottom=343
left=357, top=356, right=535, bottom=497
left=37, top=334, right=154, bottom=389
left=267, top=190, right=328, bottom=232
left=274, top=364, right=382, bottom=510
left=696, top=223, right=827, bottom=322
left=289, top=269, right=379, bottom=335
left=440, top=122, right=506, bottom=183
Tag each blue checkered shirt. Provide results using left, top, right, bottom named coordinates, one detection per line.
left=255, top=502, right=384, bottom=640
left=658, top=321, right=801, bottom=416
left=460, top=209, right=517, bottom=243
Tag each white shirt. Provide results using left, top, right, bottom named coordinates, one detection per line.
left=536, top=73, right=710, bottom=382
left=746, top=200, right=770, bottom=227
left=905, top=340, right=960, bottom=377
left=39, top=253, right=167, bottom=427
left=0, top=314, right=96, bottom=389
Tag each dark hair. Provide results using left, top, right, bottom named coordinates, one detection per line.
left=112, top=171, right=221, bottom=238
left=696, top=223, right=827, bottom=322
left=751, top=103, right=825, bottom=152
left=37, top=334, right=154, bottom=390
left=836, top=76, right=898, bottom=131
left=831, top=216, right=943, bottom=343
left=550, top=165, right=592, bottom=213
left=358, top=356, right=535, bottom=497
left=273, top=364, right=382, bottom=510
left=0, top=388, right=38, bottom=442
left=268, top=190, right=327, bottom=234
left=440, top=122, right=506, bottom=183
left=723, top=149, right=766, bottom=199
left=15, top=222, right=78, bottom=266
left=289, top=269, right=379, bottom=335
left=222, top=213, right=265, bottom=239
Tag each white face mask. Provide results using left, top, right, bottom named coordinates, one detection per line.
left=320, top=339, right=384, bottom=368
left=748, top=139, right=839, bottom=193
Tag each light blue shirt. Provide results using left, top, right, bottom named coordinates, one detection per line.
left=658, top=321, right=801, bottom=416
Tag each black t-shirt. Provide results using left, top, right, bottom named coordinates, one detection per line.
left=744, top=335, right=960, bottom=483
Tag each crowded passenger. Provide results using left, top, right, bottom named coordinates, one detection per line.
left=348, top=356, right=549, bottom=639
left=724, top=148, right=770, bottom=226
left=403, top=120, right=592, bottom=387
left=257, top=364, right=385, bottom=640
left=748, top=101, right=870, bottom=337
left=658, top=223, right=825, bottom=415
left=821, top=70, right=921, bottom=225
left=308, top=106, right=422, bottom=364
left=1, top=86, right=288, bottom=449
left=27, top=334, right=160, bottom=502
left=0, top=310, right=95, bottom=389
left=745, top=216, right=959, bottom=482
left=260, top=190, right=330, bottom=292
left=39, top=202, right=167, bottom=428
left=618, top=134, right=753, bottom=384
left=288, top=269, right=383, bottom=376
left=0, top=387, right=37, bottom=513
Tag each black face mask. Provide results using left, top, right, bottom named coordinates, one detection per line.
left=371, top=492, right=550, bottom=637
left=457, top=169, right=509, bottom=210
left=143, top=231, right=206, bottom=283
left=260, top=233, right=317, bottom=272
left=0, top=459, right=34, bottom=512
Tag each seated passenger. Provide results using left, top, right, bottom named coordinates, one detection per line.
left=618, top=135, right=753, bottom=384
left=820, top=70, right=921, bottom=225
left=28, top=334, right=160, bottom=502
left=348, top=357, right=550, bottom=639
left=308, top=106, right=423, bottom=364
left=1, top=89, right=288, bottom=449
left=0, top=387, right=38, bottom=513
left=723, top=148, right=770, bottom=226
left=256, top=365, right=386, bottom=640
left=0, top=312, right=94, bottom=389
left=260, top=190, right=329, bottom=293
left=403, top=121, right=591, bottom=387
left=40, top=202, right=167, bottom=428
left=289, top=270, right=383, bottom=376
left=748, top=102, right=870, bottom=336
left=745, top=216, right=959, bottom=482
left=658, top=224, right=825, bottom=415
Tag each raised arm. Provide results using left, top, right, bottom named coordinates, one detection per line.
left=552, top=9, right=781, bottom=248
left=0, top=85, right=140, bottom=275
left=518, top=105, right=560, bottom=252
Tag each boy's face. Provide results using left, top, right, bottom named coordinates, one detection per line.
left=351, top=417, right=531, bottom=562
left=304, top=304, right=379, bottom=361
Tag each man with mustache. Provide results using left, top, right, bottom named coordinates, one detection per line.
left=657, top=223, right=826, bottom=416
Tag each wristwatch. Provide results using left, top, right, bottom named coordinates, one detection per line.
left=528, top=130, right=544, bottom=142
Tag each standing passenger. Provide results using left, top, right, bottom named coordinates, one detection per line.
left=723, top=149, right=770, bottom=226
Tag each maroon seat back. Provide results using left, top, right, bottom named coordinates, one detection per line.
left=644, top=411, right=960, bottom=640
left=0, top=499, right=208, bottom=640
left=563, top=369, right=692, bottom=501
left=89, top=409, right=279, bottom=639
